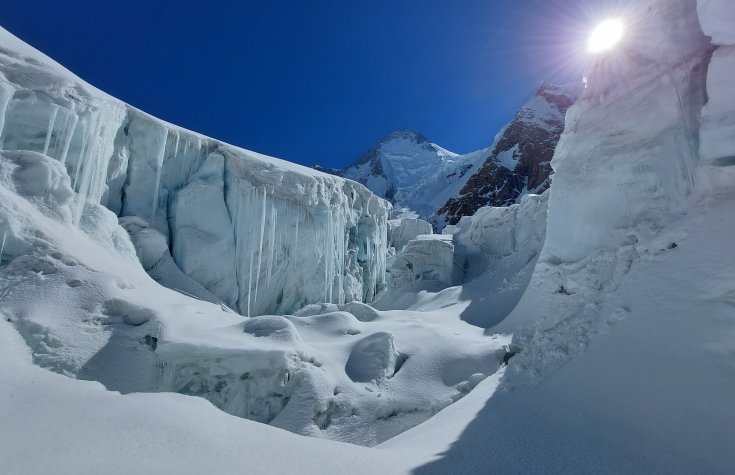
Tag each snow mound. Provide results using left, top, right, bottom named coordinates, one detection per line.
left=244, top=315, right=302, bottom=342
left=345, top=331, right=401, bottom=382
left=341, top=301, right=380, bottom=322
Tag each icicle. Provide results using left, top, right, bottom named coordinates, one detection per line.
left=42, top=106, right=59, bottom=156
left=294, top=215, right=299, bottom=254
left=266, top=204, right=277, bottom=287
left=72, top=114, right=101, bottom=223
left=232, top=181, right=251, bottom=318
left=67, top=103, right=125, bottom=225
left=59, top=112, right=79, bottom=165
left=72, top=120, right=91, bottom=189
left=247, top=187, right=256, bottom=318
left=0, top=229, right=7, bottom=264
left=0, top=83, right=14, bottom=144
left=150, top=127, right=168, bottom=225
left=254, top=186, right=267, bottom=307
left=173, top=130, right=181, bottom=157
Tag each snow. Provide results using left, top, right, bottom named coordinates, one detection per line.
left=697, top=0, right=735, bottom=44
left=379, top=233, right=459, bottom=307
left=3, top=0, right=735, bottom=473
left=542, top=0, right=710, bottom=264
left=386, top=194, right=735, bottom=474
left=0, top=321, right=397, bottom=475
left=699, top=45, right=735, bottom=166
left=339, top=81, right=574, bottom=230
left=0, top=142, right=509, bottom=449
left=495, top=143, right=519, bottom=170
left=341, top=130, right=487, bottom=223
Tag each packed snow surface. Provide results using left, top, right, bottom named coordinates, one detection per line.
left=3, top=0, right=735, bottom=473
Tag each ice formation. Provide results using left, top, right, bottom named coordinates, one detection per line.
left=697, top=1, right=735, bottom=170
left=494, top=0, right=718, bottom=382
left=387, top=217, right=432, bottom=252
left=0, top=34, right=389, bottom=317
left=3, top=0, right=735, bottom=472
left=385, top=234, right=459, bottom=296
left=0, top=26, right=509, bottom=449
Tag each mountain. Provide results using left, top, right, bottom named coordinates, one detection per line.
left=437, top=83, right=577, bottom=225
left=316, top=129, right=477, bottom=219
left=322, top=84, right=577, bottom=228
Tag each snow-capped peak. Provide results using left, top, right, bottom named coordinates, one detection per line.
left=328, top=129, right=459, bottom=205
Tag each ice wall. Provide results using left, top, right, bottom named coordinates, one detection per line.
left=542, top=0, right=711, bottom=263
left=0, top=28, right=389, bottom=316
left=388, top=217, right=433, bottom=252
left=495, top=0, right=718, bottom=383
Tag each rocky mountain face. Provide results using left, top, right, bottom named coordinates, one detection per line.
left=319, top=83, right=577, bottom=228
left=438, top=83, right=577, bottom=225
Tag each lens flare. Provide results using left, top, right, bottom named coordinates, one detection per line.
left=588, top=19, right=624, bottom=54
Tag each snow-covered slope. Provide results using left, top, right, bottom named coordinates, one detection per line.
left=0, top=27, right=390, bottom=317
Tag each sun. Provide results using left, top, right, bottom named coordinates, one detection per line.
left=587, top=19, right=625, bottom=54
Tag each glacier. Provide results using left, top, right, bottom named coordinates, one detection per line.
left=2, top=0, right=735, bottom=472
left=0, top=25, right=511, bottom=449
left=0, top=29, right=389, bottom=317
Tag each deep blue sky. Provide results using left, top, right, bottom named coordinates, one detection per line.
left=0, top=0, right=607, bottom=168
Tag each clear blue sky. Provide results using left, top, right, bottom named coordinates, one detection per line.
left=0, top=0, right=607, bottom=168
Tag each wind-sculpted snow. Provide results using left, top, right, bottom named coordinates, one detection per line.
left=0, top=28, right=389, bottom=317
left=0, top=142, right=506, bottom=447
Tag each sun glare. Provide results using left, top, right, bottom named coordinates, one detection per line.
left=588, top=19, right=625, bottom=54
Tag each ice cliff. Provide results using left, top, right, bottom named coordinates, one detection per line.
left=0, top=28, right=389, bottom=316
left=495, top=0, right=722, bottom=384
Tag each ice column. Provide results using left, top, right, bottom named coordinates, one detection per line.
left=0, top=229, right=7, bottom=263
left=0, top=82, right=14, bottom=145
left=150, top=127, right=168, bottom=225
left=68, top=103, right=126, bottom=224
left=42, top=106, right=59, bottom=156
